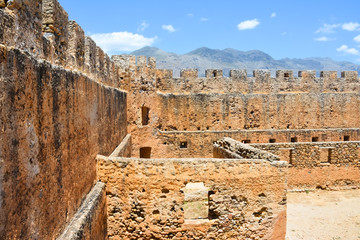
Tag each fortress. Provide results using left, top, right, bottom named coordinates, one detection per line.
left=1, top=1, right=359, bottom=239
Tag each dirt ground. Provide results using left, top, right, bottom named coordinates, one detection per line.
left=286, top=189, right=360, bottom=240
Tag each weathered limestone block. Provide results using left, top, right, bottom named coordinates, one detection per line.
left=137, top=55, right=147, bottom=66
left=320, top=70, right=337, bottom=79
left=252, top=69, right=271, bottom=92
left=0, top=0, right=43, bottom=56
left=66, top=20, right=85, bottom=70
left=111, top=55, right=136, bottom=70
left=84, top=36, right=97, bottom=74
left=180, top=69, right=198, bottom=78
left=42, top=0, right=68, bottom=35
left=182, top=182, right=209, bottom=219
left=214, top=137, right=280, bottom=161
left=341, top=71, right=358, bottom=82
left=321, top=71, right=342, bottom=92
left=298, top=70, right=319, bottom=92
left=253, top=69, right=270, bottom=82
left=148, top=57, right=156, bottom=69
left=205, top=69, right=222, bottom=78
left=42, top=0, right=69, bottom=65
left=229, top=69, right=247, bottom=79
left=276, top=70, right=294, bottom=80
left=95, top=46, right=105, bottom=81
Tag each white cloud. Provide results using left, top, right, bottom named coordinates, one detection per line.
left=342, top=22, right=360, bottom=31
left=187, top=13, right=194, bottom=18
left=354, top=35, right=360, bottom=43
left=237, top=19, right=260, bottom=30
left=271, top=12, right=276, bottom=18
left=137, top=21, right=149, bottom=32
left=200, top=17, right=209, bottom=22
left=336, top=45, right=359, bottom=55
left=90, top=32, right=157, bottom=53
left=314, top=36, right=333, bottom=42
left=162, top=24, right=176, bottom=32
left=315, top=23, right=340, bottom=34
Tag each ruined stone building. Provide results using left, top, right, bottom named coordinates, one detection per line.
left=1, top=1, right=359, bottom=239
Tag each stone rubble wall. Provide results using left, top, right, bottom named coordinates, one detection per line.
left=97, top=156, right=288, bottom=240
left=252, top=142, right=360, bottom=190
left=214, top=137, right=280, bottom=162
left=156, top=92, right=360, bottom=133
left=0, top=1, right=128, bottom=239
left=151, top=128, right=360, bottom=158
left=252, top=141, right=360, bottom=167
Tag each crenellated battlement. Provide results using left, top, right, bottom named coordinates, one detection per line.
left=2, top=0, right=358, bottom=95
left=0, top=0, right=160, bottom=90
left=153, top=67, right=360, bottom=94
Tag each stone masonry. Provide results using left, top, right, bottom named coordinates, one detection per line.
left=1, top=0, right=360, bottom=239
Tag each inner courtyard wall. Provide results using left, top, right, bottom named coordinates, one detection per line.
left=116, top=56, right=360, bottom=159
left=97, top=156, right=288, bottom=240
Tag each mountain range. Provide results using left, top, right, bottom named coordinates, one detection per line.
left=130, top=47, right=360, bottom=77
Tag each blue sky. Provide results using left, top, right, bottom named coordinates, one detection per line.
left=58, top=0, right=360, bottom=63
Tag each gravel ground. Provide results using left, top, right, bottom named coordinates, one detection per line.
left=286, top=189, right=360, bottom=240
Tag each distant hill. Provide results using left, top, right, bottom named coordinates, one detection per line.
left=130, top=46, right=360, bottom=77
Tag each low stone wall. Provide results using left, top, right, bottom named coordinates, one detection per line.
left=97, top=156, right=288, bottom=240
left=57, top=182, right=107, bottom=240
left=214, top=137, right=280, bottom=161
left=252, top=141, right=360, bottom=167
left=252, top=141, right=360, bottom=190
left=110, top=134, right=132, bottom=158
left=154, top=128, right=360, bottom=158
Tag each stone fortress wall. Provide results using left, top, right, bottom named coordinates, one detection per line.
left=119, top=56, right=360, bottom=191
left=1, top=0, right=360, bottom=239
left=0, top=1, right=128, bottom=239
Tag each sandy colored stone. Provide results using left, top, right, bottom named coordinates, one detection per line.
left=97, top=156, right=288, bottom=240
left=0, top=0, right=6, bottom=8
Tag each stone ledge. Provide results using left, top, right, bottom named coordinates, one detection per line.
left=57, top=182, right=107, bottom=240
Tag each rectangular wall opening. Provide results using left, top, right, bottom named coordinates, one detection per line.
left=290, top=137, right=297, bottom=143
left=328, top=149, right=332, bottom=163
left=180, top=141, right=188, bottom=149
left=242, top=139, right=251, bottom=144
left=269, top=138, right=276, bottom=143
left=344, top=135, right=350, bottom=141
left=284, top=73, right=289, bottom=78
left=289, top=149, right=295, bottom=165
left=140, top=147, right=151, bottom=158
left=312, top=137, right=319, bottom=142
left=141, top=107, right=150, bottom=126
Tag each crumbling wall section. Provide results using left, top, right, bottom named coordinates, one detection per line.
left=252, top=142, right=360, bottom=190
left=153, top=128, right=360, bottom=158
left=214, top=137, right=280, bottom=161
left=97, top=156, right=288, bottom=240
